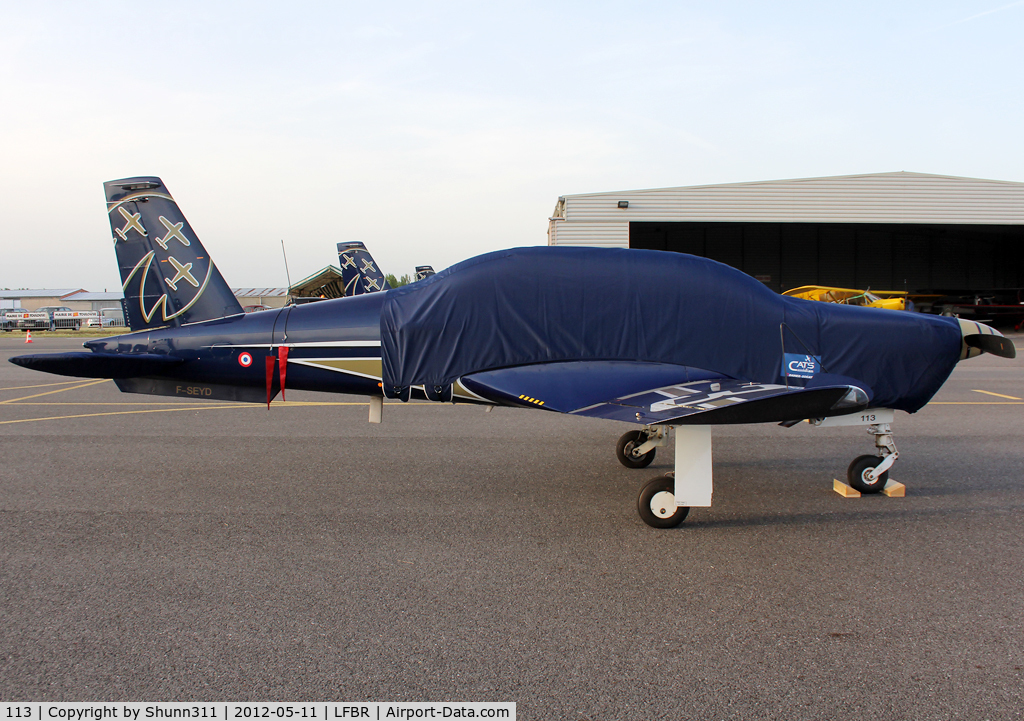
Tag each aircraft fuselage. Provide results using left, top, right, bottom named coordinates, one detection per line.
left=86, top=292, right=401, bottom=402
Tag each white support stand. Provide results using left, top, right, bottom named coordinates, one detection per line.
left=369, top=396, right=383, bottom=424
left=674, top=425, right=713, bottom=507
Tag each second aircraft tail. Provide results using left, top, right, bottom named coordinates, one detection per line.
left=337, top=241, right=391, bottom=296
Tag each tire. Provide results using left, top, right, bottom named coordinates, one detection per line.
left=616, top=430, right=656, bottom=469
left=847, top=454, right=888, bottom=494
left=637, top=475, right=690, bottom=528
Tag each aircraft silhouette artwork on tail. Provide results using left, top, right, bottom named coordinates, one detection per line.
left=106, top=178, right=243, bottom=331
left=337, top=241, right=390, bottom=296
left=11, top=177, right=1017, bottom=527
left=414, top=266, right=436, bottom=282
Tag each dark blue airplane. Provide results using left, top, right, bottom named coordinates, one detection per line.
left=10, top=177, right=1016, bottom=528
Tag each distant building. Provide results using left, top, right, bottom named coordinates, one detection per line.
left=3, top=279, right=334, bottom=315
left=0, top=289, right=85, bottom=311
left=63, top=291, right=126, bottom=312
left=549, top=172, right=1024, bottom=293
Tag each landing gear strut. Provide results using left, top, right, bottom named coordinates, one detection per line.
left=634, top=426, right=712, bottom=528
left=847, top=422, right=898, bottom=493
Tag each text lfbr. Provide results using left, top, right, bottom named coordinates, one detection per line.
left=1, top=704, right=515, bottom=721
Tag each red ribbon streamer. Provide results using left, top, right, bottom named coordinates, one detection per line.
left=278, top=345, right=289, bottom=402
left=265, top=355, right=276, bottom=409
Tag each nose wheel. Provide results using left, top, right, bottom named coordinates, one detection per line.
left=847, top=455, right=889, bottom=493
left=637, top=475, right=690, bottom=528
left=847, top=422, right=898, bottom=493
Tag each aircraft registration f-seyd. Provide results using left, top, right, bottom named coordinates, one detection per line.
left=10, top=177, right=1016, bottom=528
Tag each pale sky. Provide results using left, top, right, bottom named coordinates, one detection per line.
left=1, top=1, right=1022, bottom=290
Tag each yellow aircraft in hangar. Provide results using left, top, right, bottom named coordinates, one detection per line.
left=782, top=286, right=911, bottom=311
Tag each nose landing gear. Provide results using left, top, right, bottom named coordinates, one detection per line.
left=847, top=422, right=898, bottom=493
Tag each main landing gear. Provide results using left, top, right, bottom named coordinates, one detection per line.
left=847, top=422, right=898, bottom=493
left=620, top=426, right=713, bottom=529
left=622, top=415, right=901, bottom=528
left=637, top=474, right=690, bottom=528
left=617, top=428, right=685, bottom=527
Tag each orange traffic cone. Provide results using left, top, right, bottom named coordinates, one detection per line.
left=24, top=330, right=32, bottom=343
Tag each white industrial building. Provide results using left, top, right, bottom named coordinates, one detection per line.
left=0, top=289, right=85, bottom=311
left=548, top=172, right=1024, bottom=293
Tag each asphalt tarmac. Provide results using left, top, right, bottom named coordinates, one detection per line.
left=1, top=335, right=1022, bottom=719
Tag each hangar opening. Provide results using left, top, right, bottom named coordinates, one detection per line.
left=628, top=221, right=1024, bottom=293
left=548, top=172, right=1024, bottom=295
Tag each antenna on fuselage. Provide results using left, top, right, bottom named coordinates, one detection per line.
left=281, top=239, right=294, bottom=304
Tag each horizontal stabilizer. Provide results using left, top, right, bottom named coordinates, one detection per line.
left=9, top=352, right=183, bottom=379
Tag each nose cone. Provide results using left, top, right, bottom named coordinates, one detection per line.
left=957, top=319, right=1016, bottom=360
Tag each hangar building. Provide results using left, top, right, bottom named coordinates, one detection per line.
left=547, top=172, right=1024, bottom=293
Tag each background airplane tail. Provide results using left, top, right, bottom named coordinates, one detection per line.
left=337, top=241, right=391, bottom=296
left=105, top=177, right=242, bottom=331
left=415, top=266, right=435, bottom=281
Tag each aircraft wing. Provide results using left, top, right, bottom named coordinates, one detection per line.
left=459, top=362, right=871, bottom=425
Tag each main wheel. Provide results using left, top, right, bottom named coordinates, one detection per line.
left=847, top=455, right=888, bottom=493
left=617, top=430, right=656, bottom=469
left=637, top=475, right=690, bottom=528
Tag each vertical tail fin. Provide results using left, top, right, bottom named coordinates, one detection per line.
left=415, top=266, right=436, bottom=281
left=105, top=177, right=242, bottom=331
left=337, top=241, right=390, bottom=296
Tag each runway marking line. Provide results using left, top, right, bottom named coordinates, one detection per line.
left=931, top=401, right=1024, bottom=405
left=0, top=379, right=106, bottom=391
left=4, top=400, right=427, bottom=407
left=0, top=404, right=246, bottom=425
left=0, top=399, right=444, bottom=425
left=0, top=379, right=110, bottom=405
left=971, top=389, right=1022, bottom=400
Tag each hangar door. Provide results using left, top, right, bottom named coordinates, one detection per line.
left=629, top=221, right=1024, bottom=293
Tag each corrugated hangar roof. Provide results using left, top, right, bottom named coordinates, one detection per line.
left=552, top=172, right=1024, bottom=225
left=63, top=291, right=124, bottom=301
left=0, top=289, right=84, bottom=299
